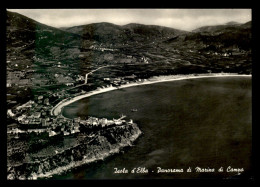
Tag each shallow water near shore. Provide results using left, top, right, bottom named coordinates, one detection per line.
left=57, top=76, right=252, bottom=179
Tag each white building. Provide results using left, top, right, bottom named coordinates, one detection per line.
left=101, top=118, right=108, bottom=125
left=7, top=109, right=15, bottom=117
left=49, top=130, right=57, bottom=137
left=65, top=83, right=74, bottom=86
left=17, top=115, right=26, bottom=122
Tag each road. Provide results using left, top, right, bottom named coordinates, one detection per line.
left=65, top=65, right=111, bottom=91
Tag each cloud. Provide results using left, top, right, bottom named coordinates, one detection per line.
left=7, top=9, right=251, bottom=31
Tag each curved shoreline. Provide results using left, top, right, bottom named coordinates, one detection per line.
left=51, top=73, right=251, bottom=116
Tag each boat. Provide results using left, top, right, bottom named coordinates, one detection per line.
left=131, top=109, right=138, bottom=112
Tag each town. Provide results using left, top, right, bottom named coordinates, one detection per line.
left=7, top=90, right=133, bottom=139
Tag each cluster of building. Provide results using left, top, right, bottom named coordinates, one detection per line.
left=103, top=75, right=146, bottom=87
left=6, top=70, right=32, bottom=88
left=140, top=56, right=149, bottom=64
left=8, top=97, right=52, bottom=121
left=89, top=45, right=118, bottom=52
left=115, top=55, right=150, bottom=64
left=7, top=112, right=81, bottom=138
left=47, top=115, right=81, bottom=137
left=8, top=112, right=131, bottom=138
left=78, top=115, right=131, bottom=128
left=7, top=87, right=133, bottom=138
left=206, top=51, right=232, bottom=56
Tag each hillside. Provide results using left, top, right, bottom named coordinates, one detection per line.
left=61, top=22, right=188, bottom=44
left=7, top=11, right=81, bottom=50
left=185, top=21, right=251, bottom=51
left=192, top=21, right=251, bottom=33
left=6, top=10, right=83, bottom=73
left=6, top=11, right=84, bottom=108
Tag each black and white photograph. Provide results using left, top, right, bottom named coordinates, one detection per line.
left=5, top=9, right=252, bottom=180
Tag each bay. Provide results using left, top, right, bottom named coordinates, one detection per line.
left=56, top=76, right=252, bottom=179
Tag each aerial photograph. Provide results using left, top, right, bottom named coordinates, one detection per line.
left=6, top=9, right=252, bottom=180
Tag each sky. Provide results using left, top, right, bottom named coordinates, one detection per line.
left=8, top=9, right=252, bottom=31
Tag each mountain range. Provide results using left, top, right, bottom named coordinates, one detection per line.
left=7, top=10, right=251, bottom=54
left=192, top=21, right=250, bottom=33
left=60, top=22, right=187, bottom=44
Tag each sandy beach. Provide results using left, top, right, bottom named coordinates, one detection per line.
left=51, top=73, right=251, bottom=116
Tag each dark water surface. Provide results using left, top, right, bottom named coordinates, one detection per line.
left=58, top=77, right=251, bottom=179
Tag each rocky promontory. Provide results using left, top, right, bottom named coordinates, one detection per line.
left=7, top=121, right=142, bottom=180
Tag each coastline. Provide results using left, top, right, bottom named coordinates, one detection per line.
left=9, top=73, right=251, bottom=180
left=27, top=124, right=142, bottom=180
left=51, top=73, right=252, bottom=116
